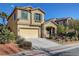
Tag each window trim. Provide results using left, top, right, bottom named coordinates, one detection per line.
left=21, top=10, right=28, bottom=20
left=34, top=13, right=42, bottom=22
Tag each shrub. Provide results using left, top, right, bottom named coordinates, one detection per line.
left=66, top=32, right=76, bottom=39
left=57, top=24, right=66, bottom=34
left=48, top=36, right=53, bottom=39
left=16, top=37, right=32, bottom=50
left=0, top=26, right=16, bottom=44
left=19, top=41, right=32, bottom=50
left=16, top=37, right=25, bottom=44
left=77, top=33, right=79, bottom=40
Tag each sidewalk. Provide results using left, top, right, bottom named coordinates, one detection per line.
left=44, top=43, right=79, bottom=55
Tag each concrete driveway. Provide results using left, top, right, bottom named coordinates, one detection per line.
left=24, top=38, right=61, bottom=49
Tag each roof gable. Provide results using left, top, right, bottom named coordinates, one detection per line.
left=34, top=8, right=45, bottom=14
left=45, top=21, right=57, bottom=27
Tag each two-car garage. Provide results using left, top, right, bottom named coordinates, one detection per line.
left=18, top=28, right=39, bottom=38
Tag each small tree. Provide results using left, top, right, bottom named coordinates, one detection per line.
left=0, top=26, right=16, bottom=44
left=57, top=24, right=66, bottom=35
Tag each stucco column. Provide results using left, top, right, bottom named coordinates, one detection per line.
left=51, top=27, right=52, bottom=36
left=55, top=28, right=57, bottom=35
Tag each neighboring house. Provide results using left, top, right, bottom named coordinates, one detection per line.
left=7, top=7, right=45, bottom=38
left=50, top=17, right=75, bottom=33
left=51, top=17, right=73, bottom=26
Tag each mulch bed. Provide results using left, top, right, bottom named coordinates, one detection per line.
left=0, top=43, right=23, bottom=55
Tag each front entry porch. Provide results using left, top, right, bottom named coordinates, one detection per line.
left=46, top=26, right=56, bottom=38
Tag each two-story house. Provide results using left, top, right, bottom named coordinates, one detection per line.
left=7, top=7, right=45, bottom=38
left=7, top=6, right=57, bottom=39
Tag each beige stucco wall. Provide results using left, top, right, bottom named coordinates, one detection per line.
left=7, top=11, right=17, bottom=36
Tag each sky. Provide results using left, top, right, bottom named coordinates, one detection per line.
left=0, top=3, right=79, bottom=20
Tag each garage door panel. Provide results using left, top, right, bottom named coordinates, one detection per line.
left=19, top=28, right=39, bottom=38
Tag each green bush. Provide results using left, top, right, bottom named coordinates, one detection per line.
left=77, top=33, right=79, bottom=40
left=0, top=26, right=16, bottom=44
left=48, top=36, right=53, bottom=39
left=16, top=37, right=25, bottom=44
left=57, top=24, right=66, bottom=34
left=19, top=41, right=32, bottom=50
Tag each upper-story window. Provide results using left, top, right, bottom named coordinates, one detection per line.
left=34, top=13, right=42, bottom=22
left=21, top=10, right=28, bottom=20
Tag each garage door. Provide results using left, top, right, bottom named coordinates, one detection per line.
left=19, top=28, right=39, bottom=38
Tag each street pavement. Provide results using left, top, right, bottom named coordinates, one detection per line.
left=52, top=47, right=79, bottom=56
